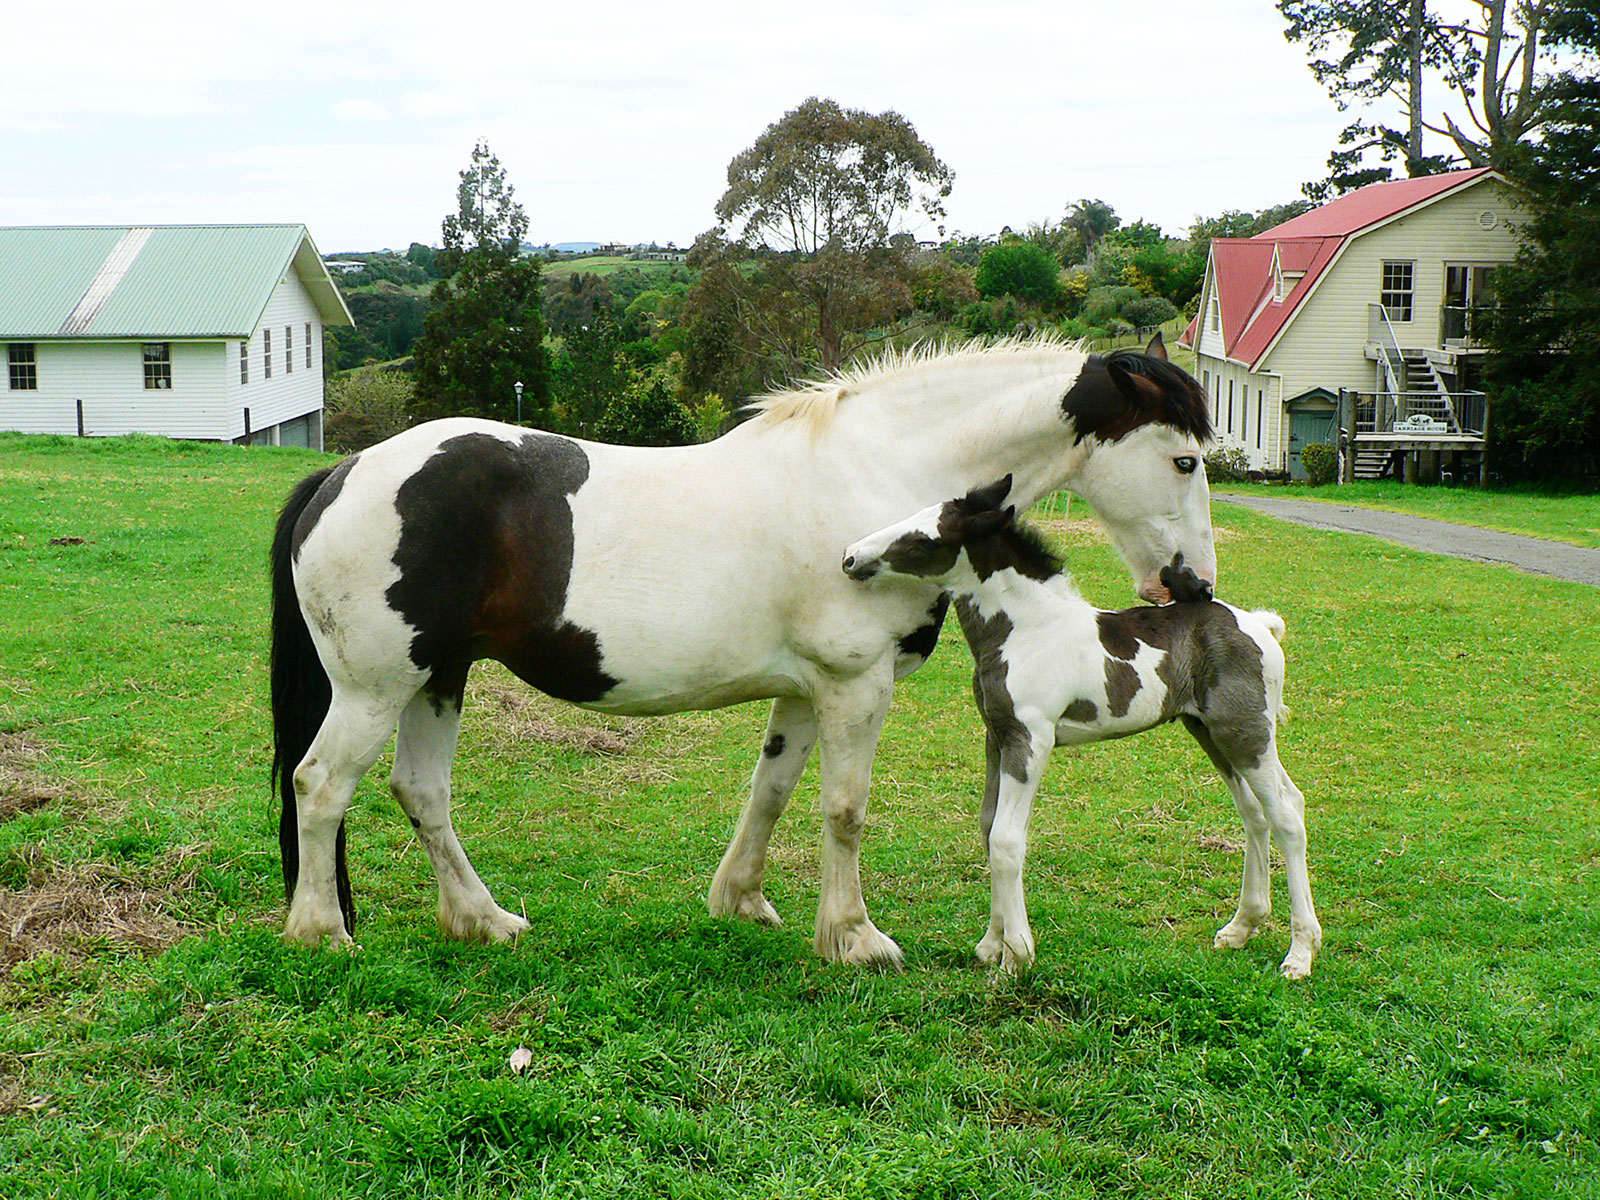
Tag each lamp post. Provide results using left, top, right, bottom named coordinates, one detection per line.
left=514, top=380, right=524, bottom=425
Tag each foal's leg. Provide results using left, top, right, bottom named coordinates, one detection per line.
left=390, top=679, right=529, bottom=943
left=1181, top=717, right=1272, bottom=952
left=1238, top=750, right=1322, bottom=979
left=975, top=727, right=1051, bottom=974
left=709, top=696, right=819, bottom=926
left=811, top=666, right=900, bottom=967
left=283, top=688, right=408, bottom=947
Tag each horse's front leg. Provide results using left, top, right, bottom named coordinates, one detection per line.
left=811, top=663, right=900, bottom=968
left=975, top=725, right=1051, bottom=973
left=709, top=696, right=818, bottom=926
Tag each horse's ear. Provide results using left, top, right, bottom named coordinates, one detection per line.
left=1106, top=357, right=1166, bottom=409
left=1145, top=331, right=1168, bottom=361
left=964, top=473, right=1013, bottom=511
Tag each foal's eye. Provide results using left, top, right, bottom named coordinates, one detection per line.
left=1174, top=456, right=1199, bottom=475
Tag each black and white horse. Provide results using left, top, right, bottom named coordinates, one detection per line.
left=842, top=478, right=1321, bottom=977
left=270, top=335, right=1216, bottom=966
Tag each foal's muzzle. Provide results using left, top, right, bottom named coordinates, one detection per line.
left=841, top=553, right=879, bottom=582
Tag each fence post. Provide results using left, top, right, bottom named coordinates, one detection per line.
left=1337, top=390, right=1355, bottom=484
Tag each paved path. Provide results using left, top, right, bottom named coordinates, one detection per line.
left=1216, top=494, right=1600, bottom=586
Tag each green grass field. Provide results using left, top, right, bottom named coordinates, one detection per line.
left=2, top=434, right=1597, bottom=1198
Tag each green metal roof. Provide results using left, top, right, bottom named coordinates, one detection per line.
left=0, top=224, right=353, bottom=340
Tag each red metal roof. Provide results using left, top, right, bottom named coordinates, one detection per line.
left=1178, top=168, right=1497, bottom=368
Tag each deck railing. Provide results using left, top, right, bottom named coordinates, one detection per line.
left=1348, top=390, right=1488, bottom=436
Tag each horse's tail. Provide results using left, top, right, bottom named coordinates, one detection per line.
left=269, top=466, right=353, bottom=934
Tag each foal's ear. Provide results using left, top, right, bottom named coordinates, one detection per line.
left=963, top=473, right=1013, bottom=510
left=1145, top=331, right=1168, bottom=361
left=964, top=504, right=1016, bottom=538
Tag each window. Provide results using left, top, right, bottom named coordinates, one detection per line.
left=240, top=341, right=249, bottom=385
left=305, top=322, right=313, bottom=369
left=1208, top=294, right=1221, bottom=332
left=263, top=328, right=272, bottom=379
left=1256, top=391, right=1263, bottom=449
left=142, top=342, right=172, bottom=389
left=8, top=343, right=37, bottom=390
left=1381, top=260, right=1415, bottom=322
left=285, top=325, right=293, bottom=374
left=1240, top=382, right=1247, bottom=444
left=1227, top=378, right=1235, bottom=436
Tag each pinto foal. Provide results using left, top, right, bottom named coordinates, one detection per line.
left=842, top=477, right=1322, bottom=978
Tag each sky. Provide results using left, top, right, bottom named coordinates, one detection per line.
left=2, top=0, right=1417, bottom=254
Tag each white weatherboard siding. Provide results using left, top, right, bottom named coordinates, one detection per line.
left=1, top=340, right=226, bottom=437
left=227, top=272, right=325, bottom=442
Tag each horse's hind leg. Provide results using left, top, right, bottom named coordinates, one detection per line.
left=709, top=696, right=818, bottom=926
left=391, top=676, right=529, bottom=943
left=284, top=689, right=408, bottom=947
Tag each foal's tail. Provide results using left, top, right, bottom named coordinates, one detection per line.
left=1253, top=609, right=1290, bottom=726
left=269, top=467, right=353, bottom=934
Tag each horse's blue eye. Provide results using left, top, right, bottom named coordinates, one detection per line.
left=1175, top=456, right=1198, bottom=475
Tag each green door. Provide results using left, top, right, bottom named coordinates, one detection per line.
left=1288, top=408, right=1336, bottom=480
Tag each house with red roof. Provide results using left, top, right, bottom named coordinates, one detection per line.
left=1180, top=168, right=1520, bottom=479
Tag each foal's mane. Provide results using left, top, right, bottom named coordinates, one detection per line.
left=745, top=333, right=1089, bottom=435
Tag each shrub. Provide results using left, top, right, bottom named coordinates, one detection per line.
left=324, top=369, right=413, bottom=453
left=1204, top=446, right=1252, bottom=483
left=1122, top=294, right=1180, bottom=329
left=1081, top=285, right=1141, bottom=328
left=1301, top=441, right=1338, bottom=486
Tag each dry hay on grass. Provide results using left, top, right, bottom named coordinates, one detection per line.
left=467, top=668, right=645, bottom=757
left=0, top=731, right=68, bottom=822
left=0, top=847, right=201, bottom=977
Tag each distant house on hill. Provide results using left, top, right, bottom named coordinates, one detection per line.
left=0, top=224, right=352, bottom=449
left=1180, top=168, right=1521, bottom=480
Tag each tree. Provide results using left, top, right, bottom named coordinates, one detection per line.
left=974, top=242, right=1060, bottom=305
left=439, top=140, right=528, bottom=268
left=1064, top=199, right=1120, bottom=254
left=695, top=96, right=955, bottom=376
left=1482, top=6, right=1600, bottom=481
left=411, top=143, right=550, bottom=424
left=1280, top=0, right=1558, bottom=197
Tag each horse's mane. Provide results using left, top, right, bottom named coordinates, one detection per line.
left=979, top=519, right=1064, bottom=584
left=745, top=333, right=1090, bottom=435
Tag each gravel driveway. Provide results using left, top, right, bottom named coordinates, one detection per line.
left=1216, top=494, right=1600, bottom=586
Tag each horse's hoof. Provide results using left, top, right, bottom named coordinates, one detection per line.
left=975, top=934, right=1004, bottom=965
left=817, top=921, right=903, bottom=971
left=709, top=888, right=784, bottom=928
left=281, top=920, right=353, bottom=950
left=439, top=905, right=529, bottom=944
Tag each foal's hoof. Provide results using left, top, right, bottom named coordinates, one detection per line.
left=1212, top=919, right=1259, bottom=951
left=1279, top=944, right=1317, bottom=980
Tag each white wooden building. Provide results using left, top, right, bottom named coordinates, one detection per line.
left=1179, top=169, right=1521, bottom=478
left=0, top=224, right=352, bottom=448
